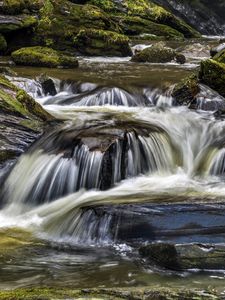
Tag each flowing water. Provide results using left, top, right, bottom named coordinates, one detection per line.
left=1, top=39, right=225, bottom=294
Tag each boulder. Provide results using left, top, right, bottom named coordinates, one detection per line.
left=199, top=59, right=225, bottom=98
left=139, top=243, right=225, bottom=271
left=11, top=46, right=79, bottom=68
left=38, top=74, right=57, bottom=96
left=172, top=75, right=200, bottom=106
left=131, top=44, right=185, bottom=63
left=0, top=0, right=42, bottom=14
left=74, top=29, right=132, bottom=56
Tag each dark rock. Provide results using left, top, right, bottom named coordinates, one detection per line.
left=38, top=74, right=57, bottom=96
left=0, top=14, right=37, bottom=33
left=175, top=53, right=186, bottom=64
left=172, top=75, right=200, bottom=106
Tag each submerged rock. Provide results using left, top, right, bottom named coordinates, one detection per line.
left=11, top=46, right=79, bottom=68
left=131, top=44, right=185, bottom=64
left=74, top=29, right=132, bottom=56
left=139, top=242, right=225, bottom=271
left=38, top=74, right=57, bottom=96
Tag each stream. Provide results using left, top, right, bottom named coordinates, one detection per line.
left=1, top=38, right=225, bottom=294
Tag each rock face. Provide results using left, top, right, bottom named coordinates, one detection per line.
left=0, top=75, right=53, bottom=185
left=131, top=44, right=186, bottom=64
left=152, top=0, right=225, bottom=35
left=74, top=29, right=132, bottom=56
left=11, top=46, right=79, bottom=68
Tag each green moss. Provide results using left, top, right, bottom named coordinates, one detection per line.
left=0, top=34, right=7, bottom=53
left=213, top=49, right=225, bottom=64
left=199, top=59, right=225, bottom=97
left=74, top=29, right=132, bottom=56
left=1, top=0, right=42, bottom=14
left=11, top=46, right=79, bottom=68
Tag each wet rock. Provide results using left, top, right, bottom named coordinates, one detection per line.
left=0, top=74, right=53, bottom=184
left=11, top=46, right=79, bottom=68
left=131, top=44, right=185, bottom=64
left=210, top=43, right=225, bottom=57
left=199, top=59, right=225, bottom=98
left=139, top=243, right=225, bottom=271
left=213, top=49, right=225, bottom=64
left=74, top=29, right=132, bottom=57
left=0, top=33, right=7, bottom=53
left=174, top=53, right=186, bottom=64
left=0, top=66, right=16, bottom=76
left=38, top=74, right=57, bottom=96
left=0, top=14, right=37, bottom=33
left=172, top=75, right=200, bottom=107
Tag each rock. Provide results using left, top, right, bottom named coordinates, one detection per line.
left=199, top=59, right=225, bottom=98
left=0, top=75, right=53, bottom=184
left=213, top=49, right=225, bottom=64
left=74, top=29, right=132, bottom=56
left=210, top=43, right=225, bottom=57
left=172, top=75, right=200, bottom=106
left=0, top=14, right=37, bottom=33
left=38, top=74, right=57, bottom=96
left=0, top=34, right=7, bottom=53
left=175, top=53, right=186, bottom=64
left=0, top=0, right=42, bottom=14
left=11, top=46, right=79, bottom=68
left=139, top=243, right=225, bottom=271
left=131, top=44, right=185, bottom=63
left=117, top=16, right=184, bottom=40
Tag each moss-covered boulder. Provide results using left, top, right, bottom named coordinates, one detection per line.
left=117, top=16, right=184, bottom=39
left=199, top=59, right=225, bottom=97
left=131, top=44, right=186, bottom=63
left=0, top=14, right=37, bottom=33
left=11, top=46, right=79, bottom=68
left=0, top=34, right=7, bottom=52
left=34, top=0, right=119, bottom=51
left=87, top=0, right=200, bottom=38
left=74, top=29, right=132, bottom=56
left=172, top=75, right=200, bottom=106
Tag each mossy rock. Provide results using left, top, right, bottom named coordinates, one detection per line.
left=11, top=46, right=79, bottom=68
left=74, top=29, right=132, bottom=56
left=34, top=0, right=120, bottom=51
left=0, top=0, right=43, bottom=14
left=172, top=74, right=200, bottom=106
left=117, top=16, right=184, bottom=40
left=0, top=34, right=7, bottom=53
left=131, top=43, right=185, bottom=63
left=0, top=15, right=37, bottom=33
left=199, top=59, right=225, bottom=97
left=213, top=49, right=225, bottom=64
